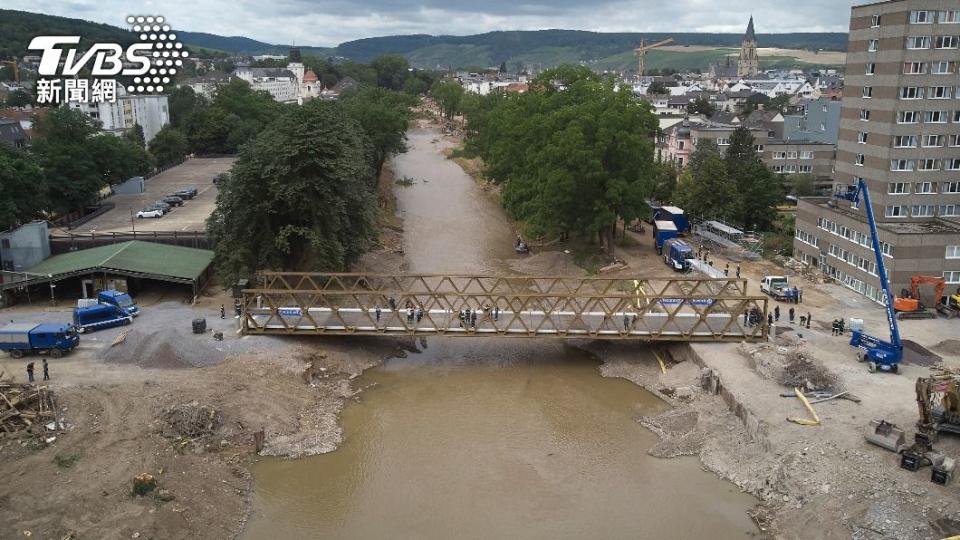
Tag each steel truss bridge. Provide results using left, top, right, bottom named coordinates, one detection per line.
left=241, top=273, right=769, bottom=341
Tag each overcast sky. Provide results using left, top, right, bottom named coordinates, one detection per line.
left=13, top=1, right=861, bottom=47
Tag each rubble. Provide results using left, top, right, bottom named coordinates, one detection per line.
left=162, top=402, right=223, bottom=439
left=0, top=380, right=62, bottom=436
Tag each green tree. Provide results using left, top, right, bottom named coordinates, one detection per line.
left=321, top=73, right=338, bottom=89
left=167, top=86, right=198, bottom=128
left=430, top=80, right=465, bottom=119
left=788, top=173, right=817, bottom=197
left=5, top=89, right=31, bottom=108
left=124, top=123, right=146, bottom=149
left=767, top=94, right=791, bottom=113
left=340, top=87, right=415, bottom=179
left=0, top=145, right=45, bottom=231
left=148, top=125, right=189, bottom=168
left=207, top=100, right=378, bottom=284
left=370, top=54, right=410, bottom=91
left=686, top=96, right=714, bottom=117
left=647, top=81, right=669, bottom=95
left=649, top=160, right=679, bottom=202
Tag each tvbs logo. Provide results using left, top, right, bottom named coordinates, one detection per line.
left=28, top=15, right=185, bottom=104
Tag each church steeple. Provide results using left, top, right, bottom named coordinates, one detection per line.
left=737, top=16, right=759, bottom=77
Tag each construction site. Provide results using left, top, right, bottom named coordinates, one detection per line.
left=1, top=111, right=959, bottom=540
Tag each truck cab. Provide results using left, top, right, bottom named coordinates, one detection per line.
left=73, top=304, right=133, bottom=333
left=760, top=276, right=789, bottom=295
left=663, top=238, right=694, bottom=272
left=98, top=290, right=140, bottom=316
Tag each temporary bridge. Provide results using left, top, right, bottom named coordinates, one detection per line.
left=241, top=272, right=769, bottom=342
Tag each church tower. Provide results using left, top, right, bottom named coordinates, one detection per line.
left=737, top=16, right=759, bottom=77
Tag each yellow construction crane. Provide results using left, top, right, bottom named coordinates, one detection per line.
left=0, top=57, right=19, bottom=83
left=634, top=38, right=673, bottom=77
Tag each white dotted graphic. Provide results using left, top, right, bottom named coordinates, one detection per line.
left=126, top=15, right=184, bottom=94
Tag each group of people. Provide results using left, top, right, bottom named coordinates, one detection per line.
left=373, top=297, right=504, bottom=330
left=722, top=263, right=741, bottom=278
left=25, top=359, right=50, bottom=383
left=830, top=318, right=846, bottom=336
left=745, top=304, right=812, bottom=330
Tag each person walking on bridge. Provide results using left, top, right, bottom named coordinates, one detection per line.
left=623, top=313, right=630, bottom=332
left=388, top=296, right=396, bottom=310
left=736, top=264, right=741, bottom=278
left=470, top=310, right=477, bottom=328
left=375, top=304, right=382, bottom=324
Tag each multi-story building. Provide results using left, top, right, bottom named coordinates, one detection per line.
left=794, top=0, right=960, bottom=302
left=69, top=93, right=170, bottom=143
left=783, top=98, right=843, bottom=144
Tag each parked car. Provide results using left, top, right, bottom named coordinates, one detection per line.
left=151, top=201, right=172, bottom=213
left=137, top=208, right=163, bottom=218
left=173, top=189, right=195, bottom=200
left=162, top=195, right=184, bottom=206
left=178, top=186, right=198, bottom=197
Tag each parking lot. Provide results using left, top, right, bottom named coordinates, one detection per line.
left=69, top=157, right=236, bottom=233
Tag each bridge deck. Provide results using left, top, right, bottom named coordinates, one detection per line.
left=241, top=273, right=769, bottom=341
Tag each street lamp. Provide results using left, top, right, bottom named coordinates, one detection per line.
left=48, top=274, right=56, bottom=305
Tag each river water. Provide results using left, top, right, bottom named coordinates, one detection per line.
left=242, top=127, right=758, bottom=539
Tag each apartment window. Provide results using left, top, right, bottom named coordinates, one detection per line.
left=860, top=109, right=871, bottom=121
left=942, top=204, right=960, bottom=216
left=946, top=271, right=960, bottom=284
left=912, top=205, right=936, bottom=217
left=800, top=151, right=814, bottom=159
left=890, top=159, right=915, bottom=171
left=916, top=181, right=936, bottom=193
left=932, top=61, right=956, bottom=74
left=784, top=165, right=797, bottom=173
left=717, top=138, right=729, bottom=146
left=939, top=10, right=960, bottom=23
left=678, top=141, right=684, bottom=150
left=906, top=37, right=931, bottom=50
left=889, top=182, right=910, bottom=194
left=772, top=165, right=784, bottom=172
left=900, top=86, right=924, bottom=99
left=936, top=35, right=960, bottom=49
left=885, top=205, right=907, bottom=218
left=772, top=151, right=786, bottom=159
left=799, top=165, right=812, bottom=173
left=954, top=110, right=960, bottom=123
left=871, top=14, right=881, bottom=27
left=820, top=122, right=826, bottom=131
left=943, top=181, right=960, bottom=193
left=855, top=153, right=865, bottom=166
left=929, top=86, right=953, bottom=99
left=868, top=39, right=879, bottom=51
left=925, top=110, right=948, bottom=123
left=755, top=144, right=764, bottom=152
left=950, top=135, right=960, bottom=147
left=947, top=246, right=960, bottom=259
left=918, top=159, right=941, bottom=171
left=894, top=135, right=918, bottom=147
left=923, top=134, right=944, bottom=147
left=865, top=62, right=876, bottom=75
left=862, top=86, right=873, bottom=98
left=910, top=10, right=934, bottom=23
left=945, top=158, right=960, bottom=170
left=858, top=131, right=868, bottom=144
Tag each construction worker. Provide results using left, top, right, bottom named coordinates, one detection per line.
left=42, top=359, right=50, bottom=381
left=375, top=304, right=382, bottom=323
left=736, top=264, right=741, bottom=278
left=388, top=296, right=396, bottom=310
left=831, top=319, right=839, bottom=336
left=220, top=304, right=225, bottom=319
left=798, top=288, right=803, bottom=303
left=768, top=313, right=774, bottom=327
left=806, top=312, right=812, bottom=329
left=26, top=362, right=34, bottom=383
left=774, top=305, right=780, bottom=321
left=789, top=307, right=795, bottom=323
left=623, top=313, right=630, bottom=332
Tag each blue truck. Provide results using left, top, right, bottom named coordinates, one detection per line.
left=73, top=304, right=133, bottom=333
left=0, top=323, right=80, bottom=358
left=662, top=238, right=695, bottom=272
left=96, top=290, right=140, bottom=316
left=653, top=206, right=690, bottom=236
left=653, top=220, right=679, bottom=253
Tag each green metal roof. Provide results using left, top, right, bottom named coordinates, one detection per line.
left=25, top=241, right=214, bottom=283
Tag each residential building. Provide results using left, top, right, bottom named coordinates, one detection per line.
left=738, top=16, right=760, bottom=77
left=68, top=93, right=170, bottom=143
left=793, top=0, right=960, bottom=302
left=0, top=221, right=50, bottom=272
left=184, top=72, right=232, bottom=99
left=231, top=48, right=316, bottom=103
left=0, top=118, right=29, bottom=148
left=783, top=98, right=843, bottom=144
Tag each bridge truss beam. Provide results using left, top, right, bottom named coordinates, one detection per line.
left=242, top=273, right=769, bottom=342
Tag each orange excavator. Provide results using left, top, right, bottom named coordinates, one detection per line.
left=893, top=275, right=944, bottom=319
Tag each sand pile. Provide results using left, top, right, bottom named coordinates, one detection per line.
left=931, top=339, right=960, bottom=357
left=98, top=327, right=227, bottom=369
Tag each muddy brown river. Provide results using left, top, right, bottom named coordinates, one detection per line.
left=242, top=127, right=758, bottom=539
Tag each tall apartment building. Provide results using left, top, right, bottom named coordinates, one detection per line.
left=794, top=0, right=960, bottom=303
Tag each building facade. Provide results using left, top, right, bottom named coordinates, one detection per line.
left=69, top=94, right=170, bottom=143
left=0, top=221, right=50, bottom=273
left=738, top=16, right=760, bottom=77
left=783, top=98, right=843, bottom=144
left=793, top=0, right=960, bottom=302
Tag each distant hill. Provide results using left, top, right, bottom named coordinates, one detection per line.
left=0, top=10, right=846, bottom=73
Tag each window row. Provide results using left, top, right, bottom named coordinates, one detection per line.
left=888, top=158, right=960, bottom=171
left=794, top=228, right=820, bottom=248
left=898, top=86, right=960, bottom=99
left=889, top=134, right=960, bottom=148
left=771, top=151, right=815, bottom=159
left=827, top=243, right=878, bottom=277
left=772, top=164, right=813, bottom=173
left=893, top=110, right=960, bottom=123
left=823, top=263, right=884, bottom=304
left=909, top=10, right=960, bottom=24
left=816, top=216, right=894, bottom=257
left=884, top=204, right=960, bottom=218
left=904, top=36, right=960, bottom=49
left=900, top=60, right=958, bottom=74
left=887, top=181, right=960, bottom=194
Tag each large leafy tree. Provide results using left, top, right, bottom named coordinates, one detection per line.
left=0, top=145, right=45, bottom=230
left=674, top=151, right=736, bottom=222
left=464, top=65, right=656, bottom=256
left=207, top=100, right=378, bottom=284
left=430, top=80, right=465, bottom=119
left=370, top=54, right=410, bottom=91
left=340, top=87, right=416, bottom=179
left=183, top=79, right=281, bottom=154
left=148, top=125, right=189, bottom=168
left=167, top=86, right=198, bottom=128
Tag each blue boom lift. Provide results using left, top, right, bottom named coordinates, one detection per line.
left=834, top=180, right=904, bottom=373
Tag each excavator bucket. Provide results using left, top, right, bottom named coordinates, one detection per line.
left=865, top=419, right=906, bottom=452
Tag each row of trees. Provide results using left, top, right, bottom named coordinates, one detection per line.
left=0, top=108, right=152, bottom=230
left=462, top=66, right=658, bottom=255
left=207, top=87, right=415, bottom=284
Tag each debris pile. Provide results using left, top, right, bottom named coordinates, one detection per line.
left=0, top=380, right=61, bottom=436
left=97, top=327, right=226, bottom=369
left=162, top=402, right=223, bottom=439
left=778, top=350, right=844, bottom=393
